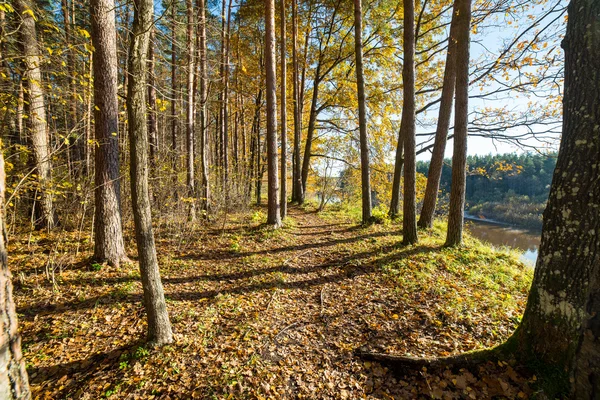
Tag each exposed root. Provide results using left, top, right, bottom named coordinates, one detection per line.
left=354, top=347, right=501, bottom=374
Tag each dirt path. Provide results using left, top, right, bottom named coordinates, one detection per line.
left=13, top=206, right=532, bottom=399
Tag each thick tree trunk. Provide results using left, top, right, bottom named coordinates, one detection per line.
left=401, top=0, right=417, bottom=244
left=197, top=0, right=209, bottom=214
left=186, top=0, right=196, bottom=218
left=265, top=0, right=281, bottom=227
left=291, top=0, right=303, bottom=203
left=91, top=0, right=128, bottom=267
left=0, top=151, right=31, bottom=400
left=127, top=0, right=173, bottom=346
left=280, top=0, right=287, bottom=219
left=16, top=0, right=56, bottom=230
left=418, top=1, right=459, bottom=229
left=353, top=0, right=372, bottom=225
left=445, top=0, right=471, bottom=247
left=514, top=1, right=600, bottom=397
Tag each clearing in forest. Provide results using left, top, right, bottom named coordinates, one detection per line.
left=15, top=206, right=534, bottom=399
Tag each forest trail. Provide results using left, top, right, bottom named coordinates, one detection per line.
left=13, top=206, right=533, bottom=398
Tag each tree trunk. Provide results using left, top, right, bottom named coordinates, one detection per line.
left=148, top=30, right=158, bottom=169
left=197, top=0, right=210, bottom=214
left=16, top=0, right=56, bottom=230
left=61, top=0, right=81, bottom=176
left=91, top=0, right=128, bottom=266
left=513, top=1, right=600, bottom=397
left=402, top=0, right=417, bottom=244
left=291, top=0, right=303, bottom=203
left=418, top=0, right=459, bottom=229
left=280, top=0, right=287, bottom=219
left=353, top=0, right=372, bottom=225
left=186, top=0, right=196, bottom=218
left=445, top=0, right=471, bottom=247
left=300, top=65, right=321, bottom=201
left=389, top=127, right=404, bottom=218
left=0, top=150, right=31, bottom=400
left=127, top=0, right=173, bottom=346
left=249, top=89, right=262, bottom=203
left=265, top=0, right=281, bottom=227
left=170, top=4, right=178, bottom=197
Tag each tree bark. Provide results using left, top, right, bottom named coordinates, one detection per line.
left=91, top=0, right=128, bottom=267
left=402, top=0, right=417, bottom=244
left=61, top=0, right=81, bottom=176
left=170, top=4, right=178, bottom=197
left=280, top=0, right=287, bottom=219
left=265, top=0, right=281, bottom=227
left=291, top=0, right=303, bottom=203
left=513, top=1, right=600, bottom=397
left=16, top=0, right=56, bottom=230
left=0, top=150, right=31, bottom=400
left=353, top=0, right=372, bottom=225
left=418, top=0, right=459, bottom=229
left=148, top=30, right=158, bottom=170
left=300, top=64, right=320, bottom=201
left=389, top=129, right=404, bottom=218
left=197, top=0, right=210, bottom=214
left=186, top=0, right=196, bottom=218
left=445, top=0, right=471, bottom=247
left=127, top=0, right=173, bottom=346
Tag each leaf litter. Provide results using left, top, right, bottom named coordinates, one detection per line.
left=13, top=206, right=535, bottom=399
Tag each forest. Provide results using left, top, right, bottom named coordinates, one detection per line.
left=417, top=152, right=557, bottom=229
left=0, top=0, right=598, bottom=398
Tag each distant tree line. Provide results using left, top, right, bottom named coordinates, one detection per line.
left=417, top=152, right=557, bottom=229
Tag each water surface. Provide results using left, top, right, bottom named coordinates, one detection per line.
left=465, top=217, right=541, bottom=266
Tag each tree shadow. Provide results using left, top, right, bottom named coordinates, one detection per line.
left=177, top=229, right=402, bottom=262
left=19, top=244, right=439, bottom=318
left=27, top=341, right=143, bottom=398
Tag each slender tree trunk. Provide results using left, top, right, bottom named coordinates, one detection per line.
left=197, top=0, right=209, bottom=214
left=170, top=5, right=178, bottom=196
left=91, top=0, right=127, bottom=266
left=127, top=0, right=173, bottom=345
left=148, top=30, right=158, bottom=169
left=186, top=0, right=196, bottom=218
left=249, top=89, right=262, bottom=203
left=418, top=1, right=459, bottom=229
left=0, top=149, right=31, bottom=400
left=61, top=0, right=81, bottom=175
left=401, top=0, right=418, bottom=244
left=265, top=0, right=281, bottom=227
left=389, top=127, right=404, bottom=218
left=291, top=0, right=303, bottom=203
left=353, top=0, right=372, bottom=224
left=511, top=1, right=600, bottom=397
left=85, top=56, right=93, bottom=175
left=280, top=0, right=287, bottom=219
left=445, top=0, right=471, bottom=247
left=300, top=65, right=321, bottom=200
left=16, top=0, right=56, bottom=230
left=223, top=0, right=232, bottom=187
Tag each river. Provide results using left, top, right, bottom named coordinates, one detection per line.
left=465, top=216, right=541, bottom=266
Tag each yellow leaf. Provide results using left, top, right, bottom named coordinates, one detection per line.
left=79, top=28, right=91, bottom=38
left=22, top=8, right=36, bottom=20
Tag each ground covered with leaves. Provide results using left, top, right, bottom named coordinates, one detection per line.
left=13, top=205, right=536, bottom=399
